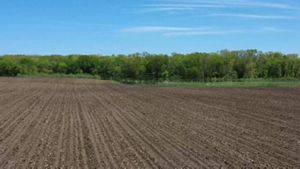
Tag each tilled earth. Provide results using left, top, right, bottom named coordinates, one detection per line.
left=0, top=77, right=299, bottom=169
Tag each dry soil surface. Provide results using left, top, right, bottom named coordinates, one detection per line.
left=0, top=77, right=299, bottom=168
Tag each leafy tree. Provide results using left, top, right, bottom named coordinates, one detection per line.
left=0, top=50, right=299, bottom=81
left=0, top=59, right=21, bottom=76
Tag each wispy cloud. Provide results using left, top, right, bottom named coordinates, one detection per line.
left=142, top=3, right=225, bottom=12
left=142, top=0, right=299, bottom=13
left=144, top=7, right=194, bottom=12
left=233, top=1, right=297, bottom=9
left=171, top=0, right=298, bottom=9
left=121, top=26, right=244, bottom=36
left=144, top=3, right=226, bottom=8
left=122, top=26, right=212, bottom=33
left=262, top=27, right=289, bottom=32
left=163, top=30, right=246, bottom=36
left=141, top=3, right=225, bottom=13
left=205, top=13, right=295, bottom=20
left=121, top=26, right=290, bottom=36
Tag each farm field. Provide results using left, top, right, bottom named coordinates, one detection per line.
left=0, top=77, right=299, bottom=168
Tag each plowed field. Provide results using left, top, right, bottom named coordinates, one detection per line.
left=0, top=77, right=299, bottom=168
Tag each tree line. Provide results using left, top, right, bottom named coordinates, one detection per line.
left=1, top=50, right=300, bottom=82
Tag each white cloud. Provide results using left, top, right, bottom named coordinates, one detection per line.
left=163, top=30, right=246, bottom=36
left=143, top=7, right=195, bottom=13
left=206, top=13, right=295, bottom=20
left=121, top=26, right=290, bottom=36
left=238, top=1, right=297, bottom=9
left=141, top=3, right=225, bottom=12
left=121, top=26, right=245, bottom=36
left=122, top=26, right=212, bottom=33
left=142, top=0, right=299, bottom=13
left=262, top=27, right=289, bottom=32
left=145, top=3, right=225, bottom=8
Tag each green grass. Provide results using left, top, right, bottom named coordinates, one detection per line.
left=157, top=79, right=300, bottom=88
left=18, top=73, right=101, bottom=79
left=13, top=75, right=300, bottom=88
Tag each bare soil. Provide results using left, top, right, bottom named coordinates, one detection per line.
left=0, top=77, right=299, bottom=168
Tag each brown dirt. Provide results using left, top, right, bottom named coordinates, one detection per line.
left=0, top=77, right=299, bottom=169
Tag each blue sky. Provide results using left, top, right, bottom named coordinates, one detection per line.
left=0, top=0, right=300, bottom=55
